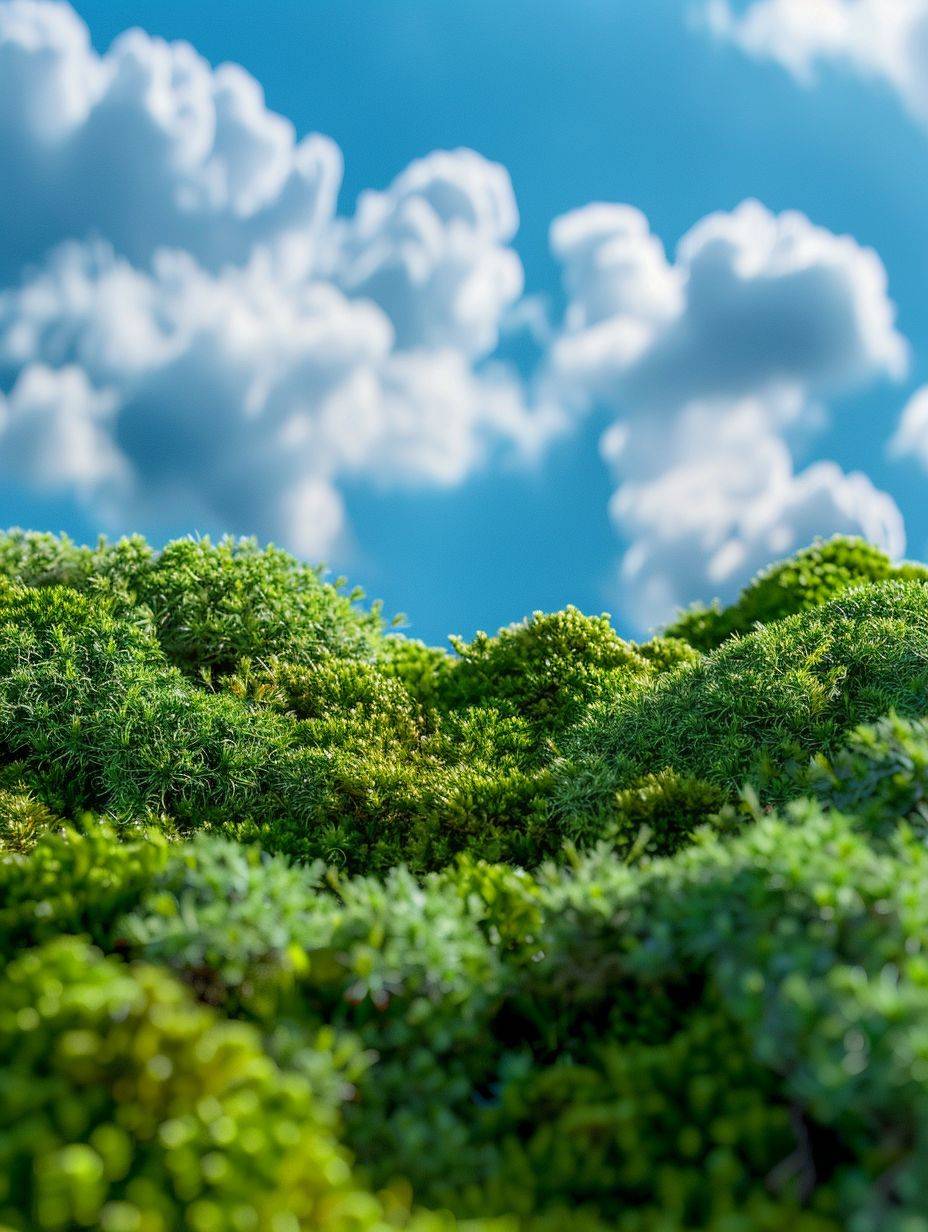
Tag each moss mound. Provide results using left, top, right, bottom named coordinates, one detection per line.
left=3, top=528, right=928, bottom=1229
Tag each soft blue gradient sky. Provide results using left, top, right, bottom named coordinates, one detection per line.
left=3, top=0, right=927, bottom=642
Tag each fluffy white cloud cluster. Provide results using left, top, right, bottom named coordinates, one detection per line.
left=548, top=199, right=907, bottom=625
left=0, top=236, right=551, bottom=555
left=0, top=0, right=912, bottom=623
left=0, top=0, right=343, bottom=277
left=704, top=0, right=928, bottom=128
left=0, top=0, right=557, bottom=555
left=330, top=149, right=524, bottom=357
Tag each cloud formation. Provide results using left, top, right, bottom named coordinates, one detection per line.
left=0, top=0, right=559, bottom=557
left=548, top=199, right=907, bottom=625
left=0, top=0, right=341, bottom=277
left=704, top=0, right=928, bottom=128
left=0, top=0, right=911, bottom=625
left=889, top=385, right=928, bottom=469
left=0, top=237, right=552, bottom=557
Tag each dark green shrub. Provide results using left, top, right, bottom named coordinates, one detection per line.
left=226, top=670, right=556, bottom=872
left=499, top=806, right=928, bottom=1230
left=5, top=534, right=928, bottom=874
left=467, top=1011, right=842, bottom=1231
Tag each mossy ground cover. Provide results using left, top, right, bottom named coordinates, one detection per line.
left=3, top=530, right=928, bottom=1229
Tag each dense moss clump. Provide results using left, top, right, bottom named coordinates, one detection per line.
left=554, top=579, right=928, bottom=829
left=666, top=535, right=928, bottom=651
left=4, top=527, right=928, bottom=1229
left=0, top=529, right=385, bottom=675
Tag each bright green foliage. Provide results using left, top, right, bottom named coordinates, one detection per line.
left=0, top=583, right=170, bottom=813
left=0, top=936, right=455, bottom=1232
left=11, top=808, right=928, bottom=1230
left=555, top=580, right=928, bottom=826
left=802, top=712, right=928, bottom=840
left=116, top=835, right=505, bottom=1200
left=0, top=529, right=384, bottom=676
left=0, top=581, right=303, bottom=829
left=0, top=824, right=169, bottom=957
left=267, top=656, right=424, bottom=746
left=135, top=537, right=384, bottom=676
left=667, top=536, right=928, bottom=651
left=0, top=787, right=61, bottom=853
left=0, top=543, right=656, bottom=870
left=439, top=607, right=651, bottom=734
left=601, top=768, right=730, bottom=857
left=630, top=634, right=701, bottom=674
left=0, top=529, right=107, bottom=590
left=378, top=636, right=455, bottom=706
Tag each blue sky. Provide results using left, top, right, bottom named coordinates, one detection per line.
left=2, top=0, right=928, bottom=643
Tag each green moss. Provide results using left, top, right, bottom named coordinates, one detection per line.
left=555, top=580, right=928, bottom=826
left=666, top=535, right=928, bottom=651
left=0, top=529, right=384, bottom=676
left=11, top=806, right=928, bottom=1230
left=4, top=529, right=928, bottom=1228
left=438, top=607, right=651, bottom=733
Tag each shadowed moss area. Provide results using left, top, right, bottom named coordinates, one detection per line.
left=4, top=529, right=928, bottom=1230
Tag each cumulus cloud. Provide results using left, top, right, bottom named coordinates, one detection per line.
left=551, top=199, right=906, bottom=413
left=0, top=0, right=341, bottom=278
left=0, top=0, right=560, bottom=558
left=548, top=199, right=907, bottom=625
left=331, top=149, right=524, bottom=357
left=703, top=0, right=928, bottom=128
left=0, top=238, right=553, bottom=557
left=603, top=400, right=905, bottom=626
left=0, top=363, right=127, bottom=496
left=889, top=385, right=928, bottom=470
left=0, top=0, right=910, bottom=622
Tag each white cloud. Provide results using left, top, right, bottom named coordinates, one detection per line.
left=551, top=199, right=906, bottom=414
left=0, top=0, right=910, bottom=622
left=0, top=239, right=556, bottom=558
left=331, top=148, right=524, bottom=357
left=605, top=399, right=905, bottom=626
left=889, top=384, right=928, bottom=470
left=0, top=363, right=127, bottom=496
left=703, top=0, right=928, bottom=128
left=0, top=0, right=341, bottom=277
left=549, top=199, right=907, bottom=624
left=0, top=0, right=560, bottom=558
